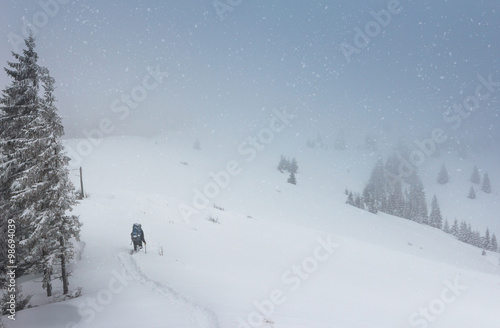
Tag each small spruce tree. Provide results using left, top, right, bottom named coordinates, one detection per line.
left=277, top=155, right=290, bottom=173
left=429, top=195, right=443, bottom=229
left=407, top=173, right=428, bottom=224
left=437, top=163, right=450, bottom=184
left=470, top=165, right=481, bottom=184
left=451, top=219, right=459, bottom=237
left=346, top=191, right=355, bottom=206
left=491, top=234, right=498, bottom=252
left=289, top=158, right=298, bottom=174
left=354, top=193, right=364, bottom=209
left=467, top=186, right=476, bottom=199
left=443, top=219, right=450, bottom=233
left=481, top=173, right=491, bottom=193
left=287, top=172, right=296, bottom=185
left=483, top=228, right=491, bottom=251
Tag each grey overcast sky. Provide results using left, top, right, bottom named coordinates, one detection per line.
left=1, top=0, right=499, bottom=147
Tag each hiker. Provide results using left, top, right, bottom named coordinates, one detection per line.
left=131, top=223, right=146, bottom=252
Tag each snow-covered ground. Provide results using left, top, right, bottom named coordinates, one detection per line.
left=4, top=133, right=500, bottom=328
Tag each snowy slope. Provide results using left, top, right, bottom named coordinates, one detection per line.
left=4, top=134, right=500, bottom=328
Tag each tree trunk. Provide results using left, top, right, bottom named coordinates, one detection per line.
left=60, top=237, right=69, bottom=295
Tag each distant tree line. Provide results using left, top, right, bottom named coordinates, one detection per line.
left=438, top=164, right=492, bottom=196
left=346, top=156, right=498, bottom=252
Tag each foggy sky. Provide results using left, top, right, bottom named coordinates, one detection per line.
left=0, top=0, right=499, bottom=149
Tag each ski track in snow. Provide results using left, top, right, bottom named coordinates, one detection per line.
left=116, top=252, right=220, bottom=328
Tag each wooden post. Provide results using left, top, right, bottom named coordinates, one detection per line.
left=79, top=167, right=84, bottom=199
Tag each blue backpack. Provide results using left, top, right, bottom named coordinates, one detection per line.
left=131, top=223, right=142, bottom=242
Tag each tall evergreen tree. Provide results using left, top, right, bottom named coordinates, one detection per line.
left=354, top=193, right=364, bottom=210
left=0, top=33, right=43, bottom=274
left=407, top=173, right=428, bottom=224
left=451, top=219, right=459, bottom=237
left=481, top=173, right=491, bottom=193
left=458, top=221, right=469, bottom=243
left=491, top=234, right=498, bottom=252
left=436, top=163, right=450, bottom=184
left=483, top=228, right=491, bottom=251
left=386, top=180, right=405, bottom=217
left=362, top=159, right=387, bottom=214
left=443, top=219, right=450, bottom=233
left=289, top=157, right=298, bottom=174
left=346, top=191, right=355, bottom=206
left=277, top=155, right=287, bottom=173
left=429, top=195, right=443, bottom=229
left=471, top=230, right=482, bottom=248
left=470, top=165, right=481, bottom=184
left=0, top=35, right=81, bottom=296
left=402, top=189, right=411, bottom=220
left=362, top=183, right=374, bottom=213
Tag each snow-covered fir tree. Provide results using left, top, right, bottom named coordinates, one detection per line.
left=277, top=155, right=290, bottom=173
left=443, top=219, right=450, bottom=233
left=354, top=193, right=364, bottom=210
left=481, top=173, right=491, bottom=193
left=457, top=221, right=470, bottom=243
left=467, top=186, right=476, bottom=199
left=0, top=34, right=81, bottom=296
left=429, top=195, right=443, bottom=229
left=362, top=183, right=374, bottom=213
left=0, top=33, right=43, bottom=274
left=289, top=157, right=298, bottom=174
left=436, top=163, right=449, bottom=184
left=470, top=165, right=481, bottom=184
left=483, top=228, right=491, bottom=251
left=406, top=173, right=428, bottom=224
left=346, top=191, right=355, bottom=206
left=402, top=189, right=411, bottom=220
left=362, top=159, right=386, bottom=214
left=471, top=230, right=482, bottom=248
left=386, top=180, right=405, bottom=218
left=287, top=171, right=296, bottom=185
left=451, top=219, right=459, bottom=237
left=491, top=234, right=498, bottom=252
